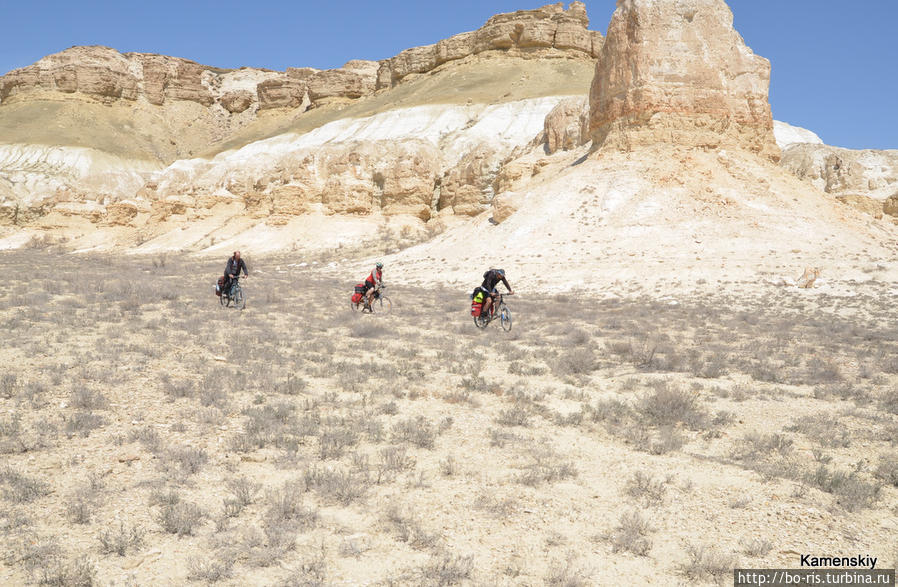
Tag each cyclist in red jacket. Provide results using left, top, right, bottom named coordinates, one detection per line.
left=363, top=261, right=384, bottom=311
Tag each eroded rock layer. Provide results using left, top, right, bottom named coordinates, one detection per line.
left=780, top=143, right=898, bottom=217
left=0, top=46, right=378, bottom=113
left=377, top=2, right=603, bottom=88
left=588, top=0, right=779, bottom=159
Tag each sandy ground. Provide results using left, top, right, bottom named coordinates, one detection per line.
left=1, top=250, right=897, bottom=585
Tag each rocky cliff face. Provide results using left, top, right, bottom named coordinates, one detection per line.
left=780, top=143, right=898, bottom=218
left=543, top=96, right=590, bottom=154
left=0, top=3, right=604, bottom=234
left=0, top=45, right=379, bottom=114
left=1, top=3, right=602, bottom=119
left=588, top=0, right=779, bottom=160
left=377, top=2, right=603, bottom=88
left=143, top=96, right=566, bottom=226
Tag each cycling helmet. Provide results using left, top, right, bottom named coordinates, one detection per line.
left=497, top=268, right=505, bottom=276
left=376, top=261, right=384, bottom=269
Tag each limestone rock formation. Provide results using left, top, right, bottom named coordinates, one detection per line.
left=220, top=90, right=255, bottom=114
left=256, top=78, right=307, bottom=110
left=438, top=144, right=500, bottom=215
left=835, top=194, right=883, bottom=219
left=544, top=96, right=589, bottom=153
left=0, top=46, right=379, bottom=117
left=0, top=47, right=219, bottom=106
left=377, top=2, right=603, bottom=88
left=491, top=191, right=526, bottom=223
left=780, top=144, right=898, bottom=207
left=773, top=120, right=823, bottom=150
left=0, top=46, right=138, bottom=103
left=588, top=0, right=779, bottom=160
left=884, top=194, right=898, bottom=217
left=0, top=3, right=605, bottom=241
left=152, top=139, right=441, bottom=221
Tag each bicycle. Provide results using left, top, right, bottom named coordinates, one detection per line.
left=473, top=292, right=512, bottom=331
left=351, top=285, right=392, bottom=314
left=220, top=276, right=246, bottom=310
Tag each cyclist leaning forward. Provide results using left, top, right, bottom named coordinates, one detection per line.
left=362, top=262, right=384, bottom=311
left=223, top=251, right=248, bottom=296
left=478, top=268, right=514, bottom=318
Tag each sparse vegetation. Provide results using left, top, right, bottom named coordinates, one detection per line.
left=545, top=554, right=591, bottom=587
left=383, top=502, right=441, bottom=550
left=680, top=544, right=737, bottom=583
left=157, top=501, right=207, bottom=536
left=874, top=453, right=898, bottom=487
left=99, top=522, right=145, bottom=556
left=741, top=537, right=773, bottom=557
left=607, top=510, right=653, bottom=556
left=625, top=471, right=668, bottom=506
left=416, top=551, right=474, bottom=586
left=514, top=445, right=577, bottom=486
left=806, top=465, right=881, bottom=511
left=0, top=468, right=50, bottom=503
left=2, top=250, right=897, bottom=583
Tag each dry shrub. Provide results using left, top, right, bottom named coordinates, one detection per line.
left=806, top=465, right=880, bottom=511
left=0, top=468, right=50, bottom=503
left=625, top=471, right=667, bottom=506
left=552, top=347, right=598, bottom=376
left=607, top=510, right=653, bottom=556
left=391, top=415, right=436, bottom=449
left=157, top=501, right=206, bottom=536
left=638, top=382, right=707, bottom=429
left=99, top=522, right=145, bottom=556
left=416, top=551, right=474, bottom=585
left=514, top=446, right=577, bottom=486
left=680, top=544, right=736, bottom=582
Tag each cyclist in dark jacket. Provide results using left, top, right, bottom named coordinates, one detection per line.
left=479, top=268, right=513, bottom=318
left=223, top=251, right=248, bottom=296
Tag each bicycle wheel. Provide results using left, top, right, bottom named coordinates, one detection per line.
left=499, top=305, right=512, bottom=332
left=350, top=300, right=361, bottom=312
left=233, top=286, right=245, bottom=310
left=220, top=292, right=228, bottom=307
left=375, top=295, right=392, bottom=314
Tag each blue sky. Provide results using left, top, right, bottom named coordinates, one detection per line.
left=1, top=1, right=895, bottom=149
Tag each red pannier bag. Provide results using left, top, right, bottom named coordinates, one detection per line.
left=352, top=292, right=363, bottom=304
left=471, top=302, right=482, bottom=316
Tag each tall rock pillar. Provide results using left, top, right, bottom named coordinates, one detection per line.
left=588, top=0, right=780, bottom=160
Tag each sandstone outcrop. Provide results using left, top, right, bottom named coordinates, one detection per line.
left=588, top=0, right=779, bottom=160
left=0, top=4, right=604, bottom=237
left=884, top=194, right=898, bottom=217
left=377, top=2, right=603, bottom=88
left=138, top=96, right=566, bottom=225
left=780, top=144, right=898, bottom=206
left=0, top=46, right=379, bottom=116
left=438, top=144, right=500, bottom=215
left=491, top=191, right=526, bottom=223
left=835, top=194, right=883, bottom=219
left=256, top=78, right=307, bottom=110
left=220, top=90, right=255, bottom=114
left=544, top=96, right=589, bottom=153
left=0, top=47, right=218, bottom=106
left=153, top=139, right=441, bottom=221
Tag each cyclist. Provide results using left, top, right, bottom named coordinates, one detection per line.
left=223, top=251, right=248, bottom=297
left=478, top=268, right=513, bottom=319
left=362, top=261, right=384, bottom=311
